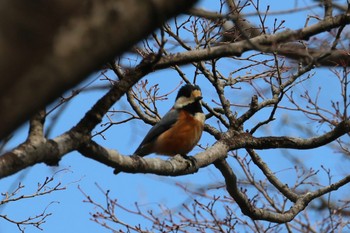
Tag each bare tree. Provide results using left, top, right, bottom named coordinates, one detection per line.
left=1, top=0, right=350, bottom=232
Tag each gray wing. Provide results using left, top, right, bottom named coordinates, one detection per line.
left=134, top=109, right=179, bottom=156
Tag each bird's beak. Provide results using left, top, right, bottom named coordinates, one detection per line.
left=195, top=96, right=203, bottom=101
left=192, top=90, right=202, bottom=101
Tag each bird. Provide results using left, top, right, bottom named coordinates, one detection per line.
left=133, top=84, right=205, bottom=159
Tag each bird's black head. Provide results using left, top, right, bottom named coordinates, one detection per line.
left=176, top=84, right=201, bottom=100
left=174, top=84, right=203, bottom=110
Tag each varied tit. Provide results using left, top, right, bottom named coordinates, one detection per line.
left=134, top=84, right=205, bottom=158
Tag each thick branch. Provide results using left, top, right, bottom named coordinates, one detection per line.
left=78, top=140, right=229, bottom=176
left=0, top=131, right=82, bottom=178
left=73, top=54, right=159, bottom=134
left=0, top=56, right=157, bottom=178
left=80, top=120, right=350, bottom=175
left=228, top=120, right=350, bottom=150
left=154, top=13, right=350, bottom=70
left=0, top=0, right=198, bottom=140
left=276, top=43, right=350, bottom=66
left=3, top=117, right=347, bottom=179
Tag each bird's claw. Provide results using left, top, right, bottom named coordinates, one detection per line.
left=180, top=154, right=198, bottom=170
left=130, top=154, right=142, bottom=160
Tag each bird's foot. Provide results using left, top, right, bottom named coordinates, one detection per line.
left=130, top=154, right=142, bottom=160
left=180, top=154, right=198, bottom=170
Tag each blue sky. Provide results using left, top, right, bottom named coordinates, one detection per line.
left=1, top=1, right=349, bottom=232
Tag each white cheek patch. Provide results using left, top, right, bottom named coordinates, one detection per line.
left=174, top=96, right=194, bottom=109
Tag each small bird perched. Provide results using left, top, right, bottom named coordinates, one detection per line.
left=134, top=84, right=205, bottom=159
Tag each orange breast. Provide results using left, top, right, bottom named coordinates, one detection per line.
left=153, top=111, right=204, bottom=156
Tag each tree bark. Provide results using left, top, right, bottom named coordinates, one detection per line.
left=0, top=0, right=197, bottom=140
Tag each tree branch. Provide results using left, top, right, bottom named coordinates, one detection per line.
left=0, top=0, right=198, bottom=140
left=0, top=52, right=160, bottom=178
left=230, top=120, right=350, bottom=150
left=0, top=131, right=81, bottom=179
left=78, top=140, right=229, bottom=176
left=76, top=120, right=350, bottom=176
left=214, top=158, right=350, bottom=223
left=246, top=149, right=299, bottom=202
left=2, top=116, right=348, bottom=179
left=73, top=53, right=160, bottom=134
left=153, top=13, right=350, bottom=69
